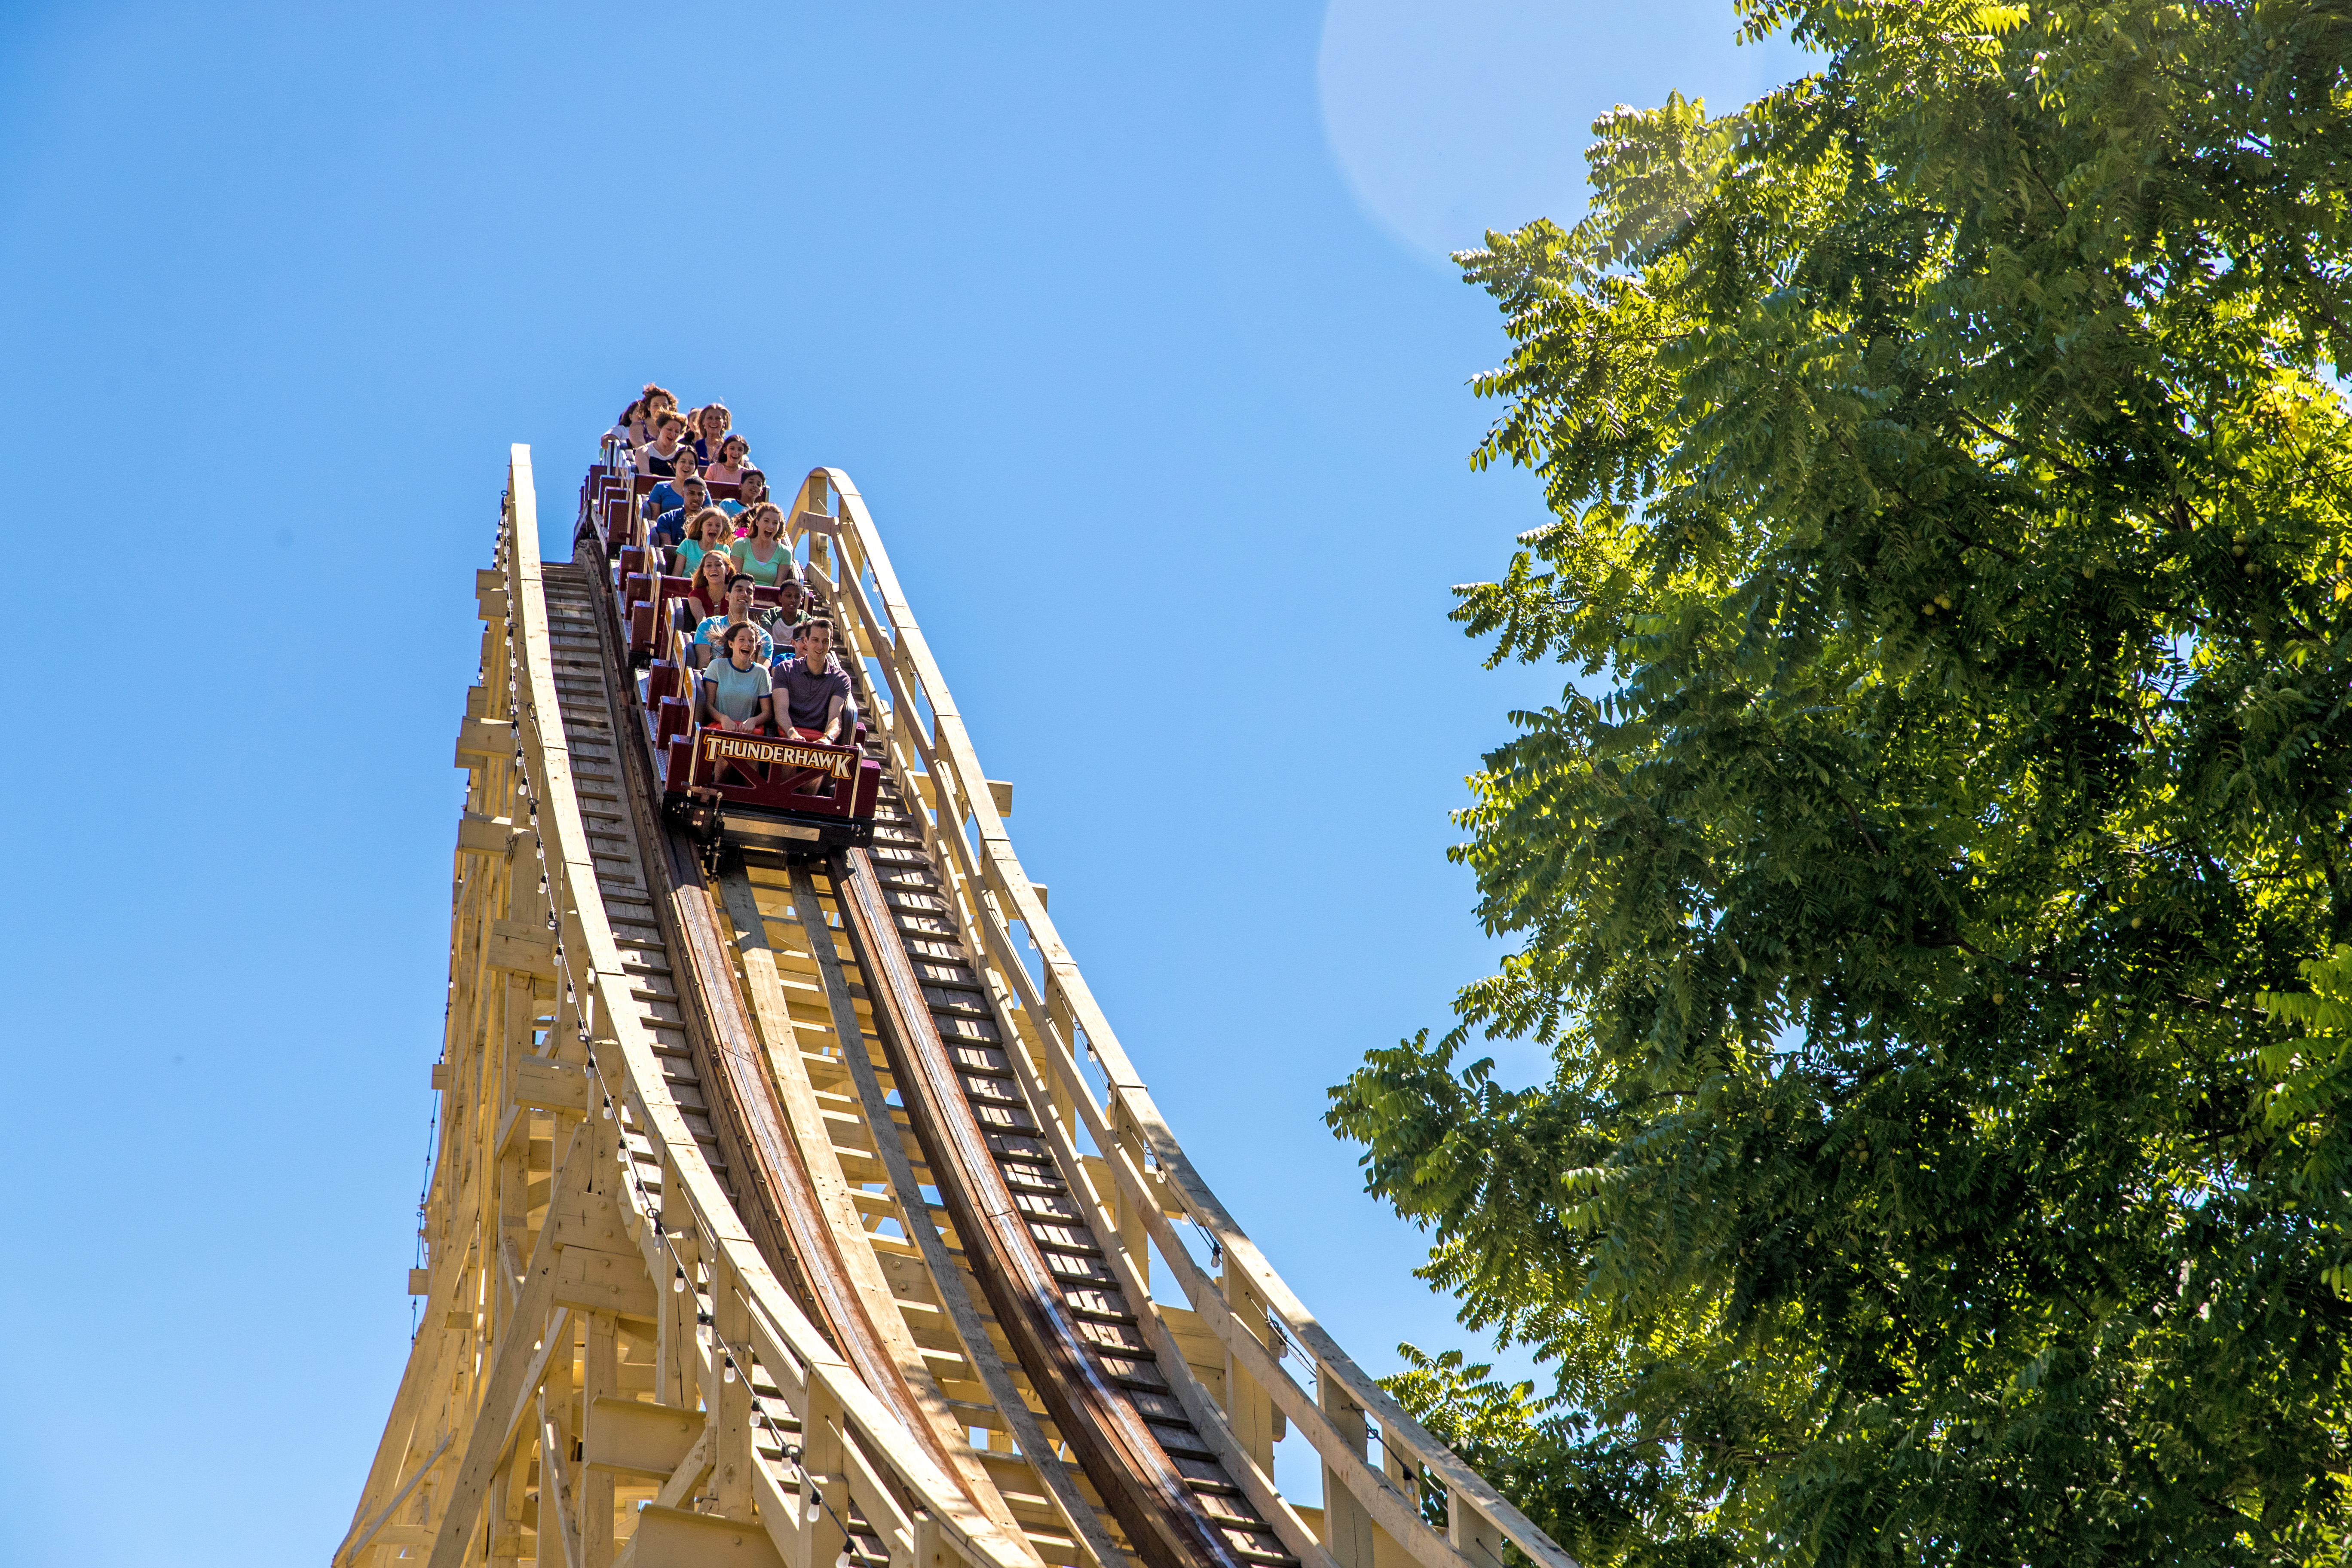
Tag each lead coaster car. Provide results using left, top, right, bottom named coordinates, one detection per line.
left=659, top=720, right=882, bottom=864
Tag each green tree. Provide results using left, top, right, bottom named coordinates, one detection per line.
left=1332, top=3, right=2352, bottom=1562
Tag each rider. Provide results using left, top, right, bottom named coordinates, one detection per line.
left=649, top=474, right=714, bottom=550
left=773, top=617, right=856, bottom=745
left=695, top=574, right=774, bottom=668
left=696, top=622, right=774, bottom=733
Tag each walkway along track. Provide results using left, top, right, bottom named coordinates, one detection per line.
left=337, top=447, right=1580, bottom=1568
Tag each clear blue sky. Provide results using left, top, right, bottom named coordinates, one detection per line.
left=0, top=5, right=1800, bottom=1561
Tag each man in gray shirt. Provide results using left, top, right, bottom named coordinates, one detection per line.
left=774, top=618, right=856, bottom=745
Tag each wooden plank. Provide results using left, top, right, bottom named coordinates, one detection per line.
left=343, top=1432, right=453, bottom=1565
left=459, top=717, right=513, bottom=762
left=908, top=773, right=1016, bottom=818
left=582, top=1314, right=620, bottom=1567
left=513, top=1054, right=590, bottom=1114
left=628, top=1505, right=785, bottom=1568
left=460, top=813, right=518, bottom=856
left=489, top=928, right=558, bottom=980
left=556, top=1246, right=661, bottom=1322
left=583, top=1396, right=702, bottom=1479
left=541, top=1411, right=586, bottom=1568
left=651, top=1427, right=714, bottom=1511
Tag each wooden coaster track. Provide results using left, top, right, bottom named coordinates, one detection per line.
left=336, top=446, right=1579, bottom=1568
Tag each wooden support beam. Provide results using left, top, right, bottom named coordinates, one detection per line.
left=541, top=1411, right=586, bottom=1568
left=627, top=1505, right=785, bottom=1568
left=652, top=1426, right=715, bottom=1512
left=424, top=1127, right=588, bottom=1568
left=582, top=1313, right=620, bottom=1568
left=342, top=1432, right=453, bottom=1565
left=583, top=1397, right=702, bottom=1480
left=512, top=1054, right=590, bottom=1114
left=460, top=813, right=519, bottom=856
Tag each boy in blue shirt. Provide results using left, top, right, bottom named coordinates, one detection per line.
left=693, top=574, right=773, bottom=667
left=648, top=475, right=714, bottom=551
left=643, top=449, right=703, bottom=524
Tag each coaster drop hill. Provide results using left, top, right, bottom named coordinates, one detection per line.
left=336, top=442, right=1576, bottom=1568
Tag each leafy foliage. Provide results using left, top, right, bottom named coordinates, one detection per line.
left=1381, top=1342, right=1743, bottom=1568
left=1332, top=3, right=2352, bottom=1562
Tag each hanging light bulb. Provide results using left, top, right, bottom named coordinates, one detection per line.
left=674, top=1266, right=686, bottom=1294
left=723, top=1357, right=737, bottom=1384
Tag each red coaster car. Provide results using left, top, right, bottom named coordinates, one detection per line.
left=659, top=721, right=881, bottom=855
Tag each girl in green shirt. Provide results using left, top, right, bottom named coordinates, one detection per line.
left=729, top=502, right=797, bottom=588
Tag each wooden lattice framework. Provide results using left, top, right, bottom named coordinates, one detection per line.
left=336, top=447, right=1580, bottom=1568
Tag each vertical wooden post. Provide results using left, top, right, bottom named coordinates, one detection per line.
left=657, top=1152, right=694, bottom=1413
left=1318, top=1372, right=1377, bottom=1568
left=488, top=1439, right=523, bottom=1565
left=581, top=1311, right=619, bottom=1566
left=1447, top=1494, right=1502, bottom=1568
left=799, top=1377, right=847, bottom=1568
left=536, top=1315, right=575, bottom=1568
left=1223, top=1281, right=1278, bottom=1476
left=710, top=1258, right=755, bottom=1519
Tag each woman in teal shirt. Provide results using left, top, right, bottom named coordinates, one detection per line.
left=698, top=624, right=775, bottom=732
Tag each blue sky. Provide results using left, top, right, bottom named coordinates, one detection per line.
left=0, top=4, right=1801, bottom=1561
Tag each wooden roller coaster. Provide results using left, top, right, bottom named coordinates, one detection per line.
left=336, top=446, right=1577, bottom=1568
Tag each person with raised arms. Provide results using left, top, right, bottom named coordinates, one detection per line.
left=610, top=382, right=675, bottom=448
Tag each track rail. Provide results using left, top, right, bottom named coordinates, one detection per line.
left=338, top=446, right=1579, bottom=1568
